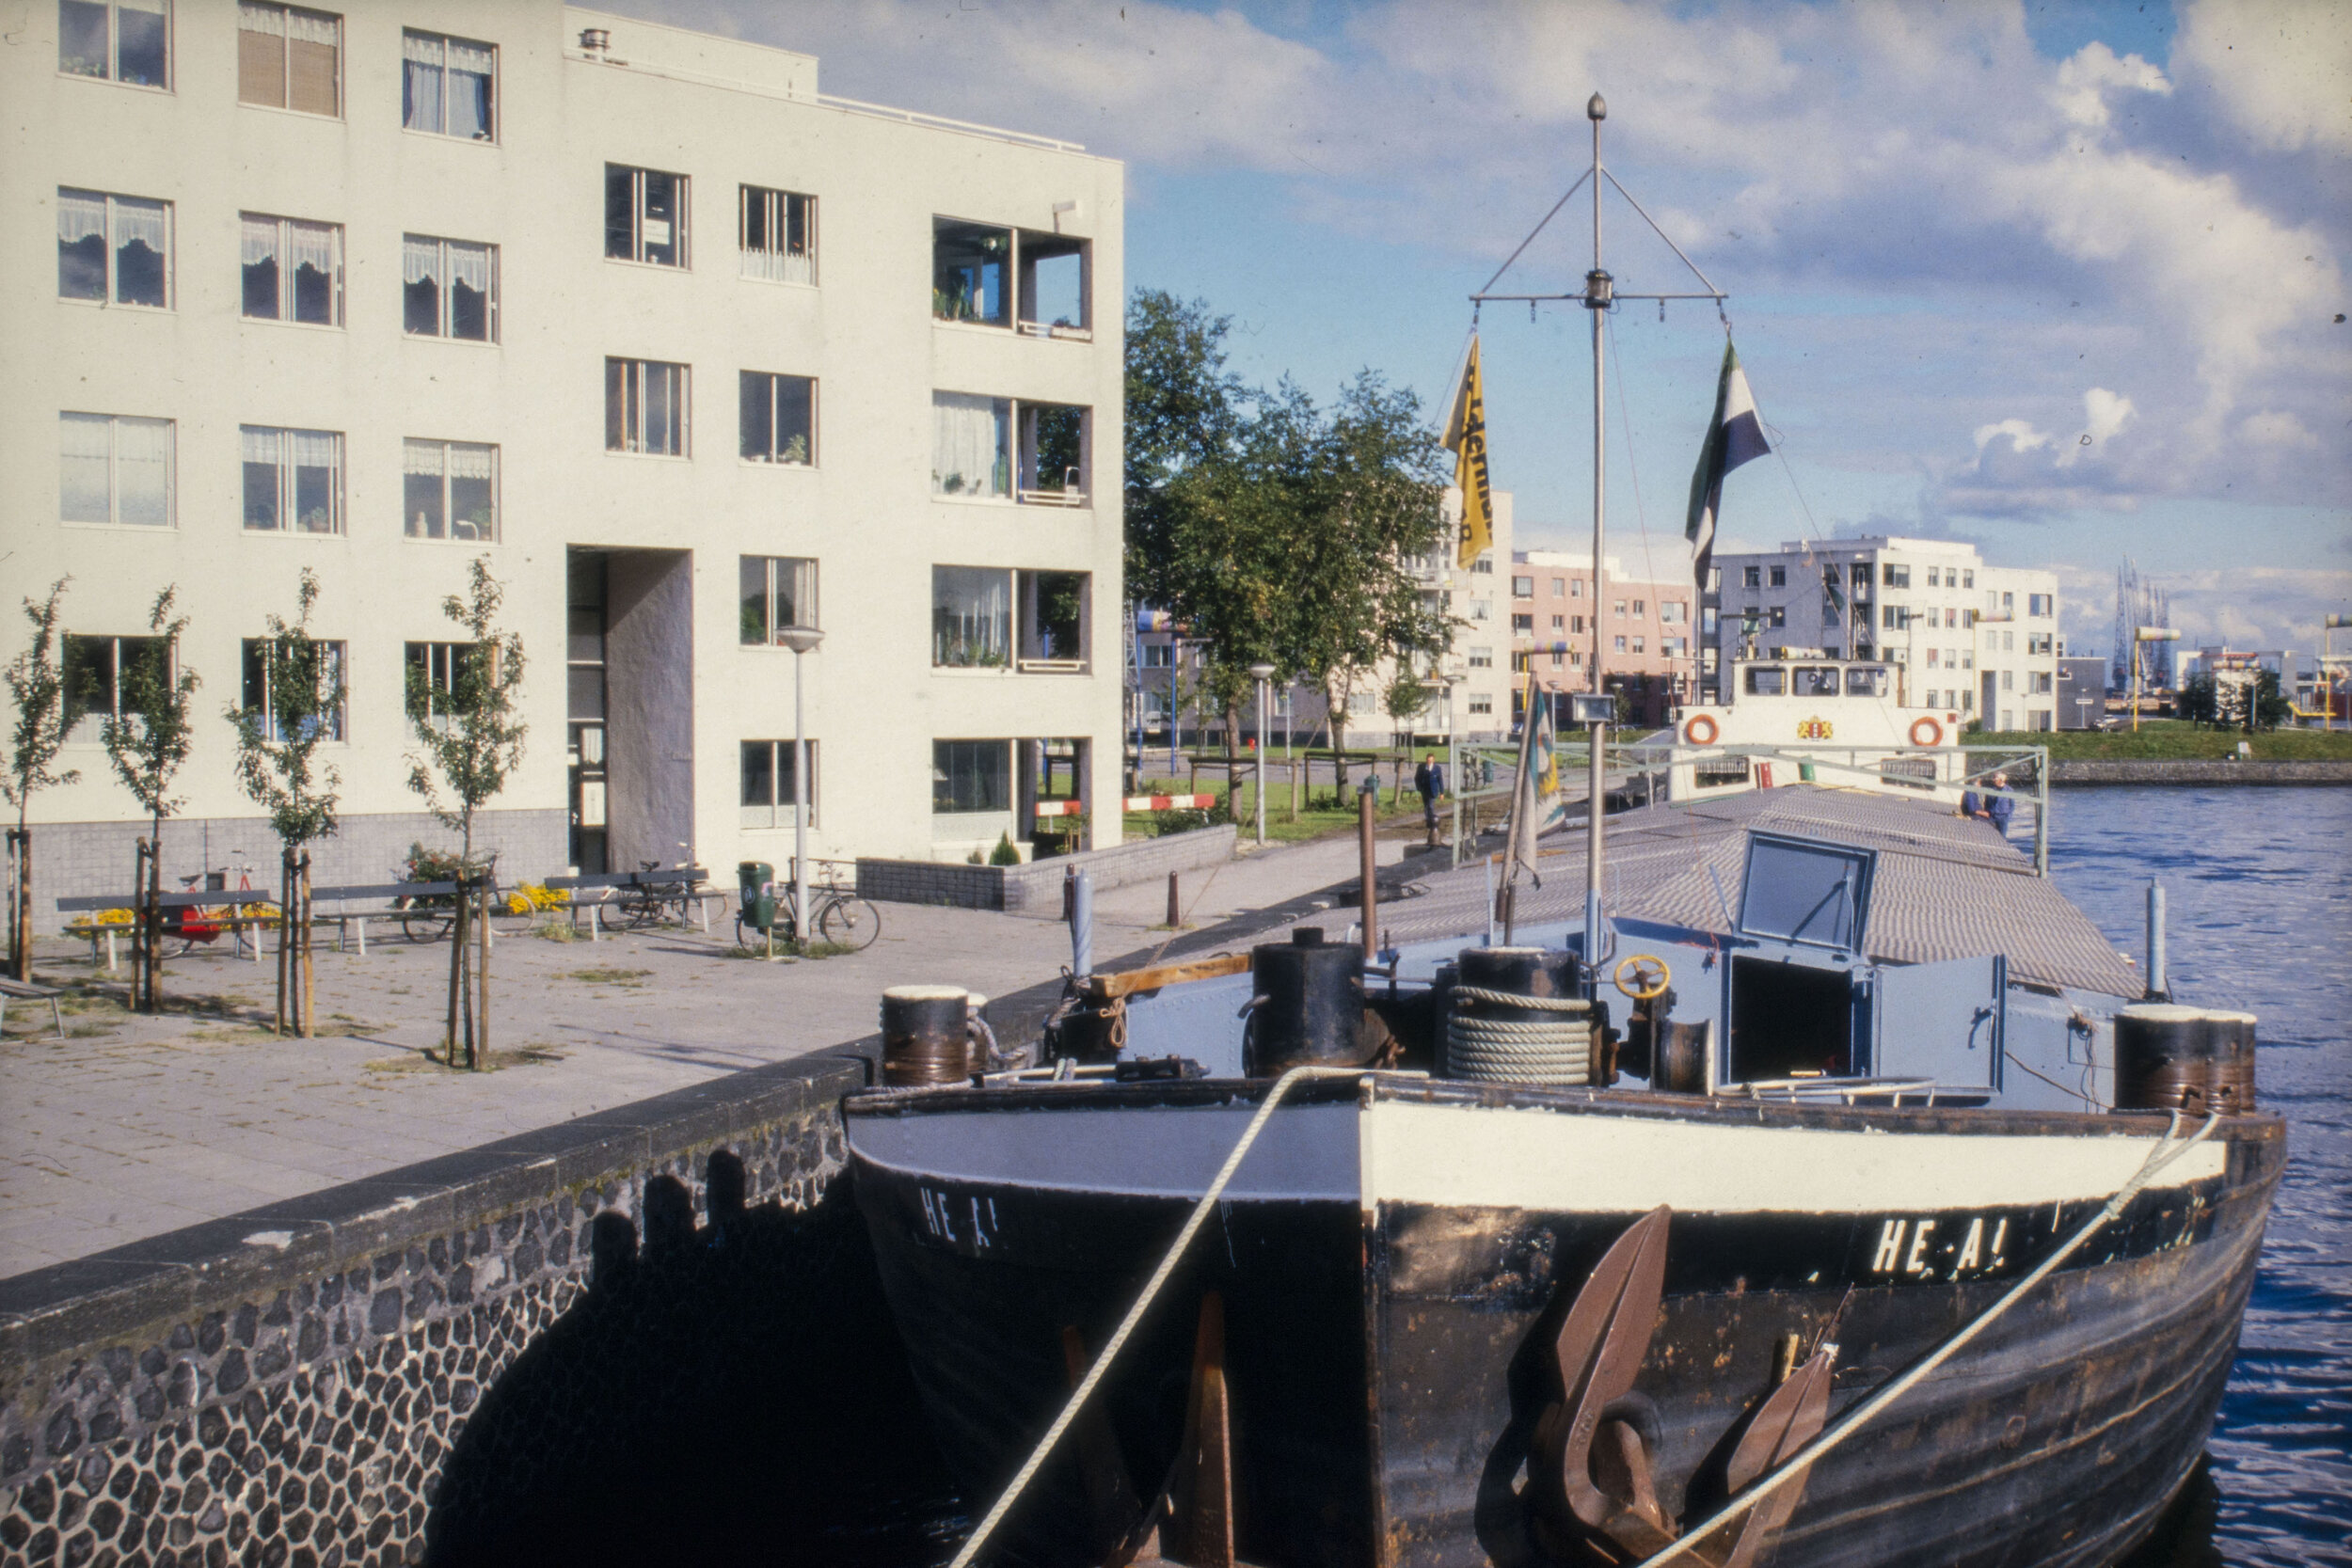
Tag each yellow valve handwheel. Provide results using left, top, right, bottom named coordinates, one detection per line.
left=1613, top=954, right=1671, bottom=1002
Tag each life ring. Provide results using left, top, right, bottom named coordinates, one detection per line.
left=1682, top=714, right=1719, bottom=746
left=1909, top=717, right=1944, bottom=748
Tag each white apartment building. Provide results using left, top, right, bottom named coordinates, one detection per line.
left=1703, top=537, right=2061, bottom=731
left=6, top=2, right=1125, bottom=906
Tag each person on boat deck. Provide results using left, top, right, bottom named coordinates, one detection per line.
left=1415, top=752, right=1447, bottom=845
left=1985, top=771, right=2016, bottom=836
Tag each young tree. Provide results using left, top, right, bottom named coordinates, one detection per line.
left=102, top=587, right=199, bottom=1012
left=3, top=579, right=78, bottom=983
left=405, top=558, right=527, bottom=1069
left=228, top=569, right=342, bottom=1035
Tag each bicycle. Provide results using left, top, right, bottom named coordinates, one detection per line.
left=392, top=847, right=496, bottom=942
left=618, top=860, right=700, bottom=930
left=735, top=872, right=882, bottom=954
left=163, top=858, right=268, bottom=959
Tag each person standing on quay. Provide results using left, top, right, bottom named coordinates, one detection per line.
left=1415, top=752, right=1447, bottom=847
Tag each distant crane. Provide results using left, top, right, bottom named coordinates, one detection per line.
left=2110, top=559, right=2172, bottom=722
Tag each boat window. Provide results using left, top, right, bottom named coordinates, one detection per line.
left=1793, top=666, right=1839, bottom=697
left=1744, top=665, right=1786, bottom=696
left=1845, top=666, right=1889, bottom=697
left=1738, top=832, right=1874, bottom=949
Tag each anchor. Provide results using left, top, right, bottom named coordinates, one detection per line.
left=1527, top=1208, right=1836, bottom=1567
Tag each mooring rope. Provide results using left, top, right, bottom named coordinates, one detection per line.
left=1640, top=1109, right=2225, bottom=1566
left=944, top=1065, right=1372, bottom=1568
left=1445, top=985, right=1592, bottom=1084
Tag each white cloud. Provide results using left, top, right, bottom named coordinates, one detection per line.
left=2052, top=41, right=2170, bottom=129
left=2174, top=0, right=2352, bottom=157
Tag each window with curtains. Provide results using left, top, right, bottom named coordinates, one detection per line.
left=932, top=567, right=1011, bottom=668
left=404, top=641, right=485, bottom=726
left=240, top=638, right=345, bottom=741
left=402, top=235, right=496, bottom=341
left=931, top=393, right=1009, bottom=499
left=739, top=557, right=818, bottom=644
left=741, top=740, right=818, bottom=830
left=605, top=165, right=687, bottom=267
left=402, top=30, right=494, bottom=140
left=739, top=372, right=814, bottom=465
left=241, top=426, right=342, bottom=533
left=62, top=634, right=167, bottom=742
left=932, top=740, right=1009, bottom=815
left=739, top=185, right=815, bottom=285
left=402, top=439, right=497, bottom=541
left=60, top=413, right=173, bottom=527
left=56, top=188, right=170, bottom=308
left=237, top=3, right=339, bottom=116
left=604, top=359, right=689, bottom=455
left=58, top=0, right=169, bottom=87
left=240, top=214, right=342, bottom=325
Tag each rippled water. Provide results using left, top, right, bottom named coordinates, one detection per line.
left=2050, top=785, right=2352, bottom=1567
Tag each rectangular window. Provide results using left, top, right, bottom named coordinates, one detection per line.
left=932, top=217, right=1091, bottom=337
left=1612, top=600, right=1627, bottom=617
left=402, top=439, right=497, bottom=541
left=1927, top=565, right=1941, bottom=587
left=1512, top=576, right=1534, bottom=597
left=1660, top=601, right=1686, bottom=625
left=1963, top=570, right=1976, bottom=589
left=933, top=566, right=1011, bottom=668
left=739, top=372, right=815, bottom=465
left=1549, top=650, right=1565, bottom=669
left=240, top=213, right=342, bottom=325
left=1927, top=648, right=1939, bottom=669
left=931, top=392, right=1009, bottom=499
left=1768, top=607, right=1787, bottom=628
left=402, top=234, right=496, bottom=341
left=1883, top=605, right=1906, bottom=630
left=59, top=0, right=169, bottom=87
left=2002, top=670, right=2014, bottom=691
left=1572, top=615, right=1584, bottom=634
left=240, top=426, right=342, bottom=533
left=56, top=187, right=170, bottom=308
left=1551, top=578, right=1566, bottom=596
left=238, top=3, right=339, bottom=116
left=1662, top=637, right=1687, bottom=657
left=739, top=556, right=818, bottom=643
left=1632, top=599, right=1646, bottom=615
left=933, top=738, right=1009, bottom=814
left=1471, top=556, right=1494, bottom=574
left=404, top=640, right=485, bottom=725
left=1613, top=635, right=1628, bottom=653
left=1139, top=642, right=1172, bottom=669
left=1822, top=596, right=1842, bottom=626
left=1632, top=638, right=1645, bottom=655
left=1512, top=613, right=1534, bottom=633
left=1021, top=403, right=1087, bottom=504
left=1570, top=579, right=1582, bottom=597
left=59, top=412, right=172, bottom=526
left=604, top=358, right=689, bottom=456
left=2004, top=630, right=2016, bottom=652
left=1851, top=562, right=1871, bottom=587
left=1468, top=646, right=1493, bottom=669
left=739, top=184, right=816, bottom=285
left=401, top=30, right=494, bottom=140
left=1468, top=694, right=1493, bottom=715
left=605, top=164, right=687, bottom=267
left=2033, top=671, right=2054, bottom=693
left=1883, top=563, right=1911, bottom=589
left=2027, top=633, right=2054, bottom=657
left=1019, top=571, right=1089, bottom=670
left=1742, top=566, right=1760, bottom=588
left=240, top=636, right=345, bottom=740
left=1767, top=567, right=1785, bottom=588
left=1550, top=615, right=1565, bottom=630
left=740, top=739, right=818, bottom=829
left=2028, top=594, right=2053, bottom=617
left=2002, top=592, right=2015, bottom=612
left=61, top=632, right=165, bottom=742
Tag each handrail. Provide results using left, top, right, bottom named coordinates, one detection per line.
left=1643, top=1111, right=2223, bottom=1566
left=945, top=1066, right=1373, bottom=1567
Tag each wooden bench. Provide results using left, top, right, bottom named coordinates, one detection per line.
left=0, top=977, right=66, bottom=1040
left=57, top=891, right=280, bottom=970
left=307, top=880, right=468, bottom=954
left=542, top=868, right=722, bottom=939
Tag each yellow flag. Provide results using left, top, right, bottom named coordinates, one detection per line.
left=1442, top=336, right=1493, bottom=569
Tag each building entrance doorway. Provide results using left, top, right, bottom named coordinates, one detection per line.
left=568, top=546, right=694, bottom=874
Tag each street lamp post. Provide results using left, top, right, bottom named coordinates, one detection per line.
left=1248, top=661, right=1277, bottom=847
left=778, top=625, right=825, bottom=943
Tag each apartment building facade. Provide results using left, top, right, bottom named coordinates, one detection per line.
left=1510, top=548, right=1696, bottom=729
left=1704, top=538, right=2061, bottom=732
left=7, top=2, right=1125, bottom=904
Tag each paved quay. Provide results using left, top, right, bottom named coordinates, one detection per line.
left=0, top=832, right=1418, bottom=1275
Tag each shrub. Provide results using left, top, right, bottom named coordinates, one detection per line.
left=989, top=832, right=1023, bottom=866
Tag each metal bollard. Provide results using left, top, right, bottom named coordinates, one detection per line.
left=1167, top=871, right=1181, bottom=929
left=1072, top=871, right=1094, bottom=978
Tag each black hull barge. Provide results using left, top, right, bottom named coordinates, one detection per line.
left=850, top=1077, right=2280, bottom=1568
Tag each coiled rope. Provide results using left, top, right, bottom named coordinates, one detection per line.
left=1446, top=985, right=1593, bottom=1085
left=1642, top=1110, right=2225, bottom=1566
left=945, top=1065, right=1372, bottom=1568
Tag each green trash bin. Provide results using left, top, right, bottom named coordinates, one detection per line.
left=738, top=861, right=776, bottom=934
left=1799, top=762, right=1818, bottom=783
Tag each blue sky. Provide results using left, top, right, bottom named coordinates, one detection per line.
left=626, top=0, right=2350, bottom=660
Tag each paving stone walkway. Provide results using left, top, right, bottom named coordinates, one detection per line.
left=0, top=832, right=1421, bottom=1275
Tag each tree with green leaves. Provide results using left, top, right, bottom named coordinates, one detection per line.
left=102, top=587, right=199, bottom=1012
left=228, top=568, right=342, bottom=1036
left=4, top=579, right=77, bottom=983
left=405, top=558, right=527, bottom=1070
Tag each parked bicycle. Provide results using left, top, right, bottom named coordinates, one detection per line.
left=162, top=857, right=269, bottom=958
left=392, top=846, right=497, bottom=942
left=735, top=868, right=882, bottom=954
left=618, top=860, right=704, bottom=929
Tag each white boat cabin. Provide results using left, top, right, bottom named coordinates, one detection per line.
left=1662, top=655, right=1974, bottom=803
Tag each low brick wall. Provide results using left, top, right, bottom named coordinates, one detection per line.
left=858, top=823, right=1238, bottom=915
left=2050, top=760, right=2352, bottom=785
left=0, top=1045, right=879, bottom=1567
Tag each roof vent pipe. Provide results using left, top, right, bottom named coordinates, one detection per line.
left=579, top=27, right=611, bottom=58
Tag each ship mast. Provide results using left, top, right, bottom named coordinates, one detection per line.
left=1468, top=97, right=1731, bottom=972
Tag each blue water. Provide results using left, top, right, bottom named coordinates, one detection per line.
left=2050, top=786, right=2352, bottom=1566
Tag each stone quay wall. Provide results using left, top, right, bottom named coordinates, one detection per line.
left=0, top=1047, right=872, bottom=1568
left=857, top=822, right=1238, bottom=915
left=2048, top=760, right=2352, bottom=785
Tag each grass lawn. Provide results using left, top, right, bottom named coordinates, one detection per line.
left=1122, top=773, right=1437, bottom=847
left=1963, top=721, right=2352, bottom=761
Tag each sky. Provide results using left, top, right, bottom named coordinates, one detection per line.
left=620, top=0, right=2351, bottom=662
